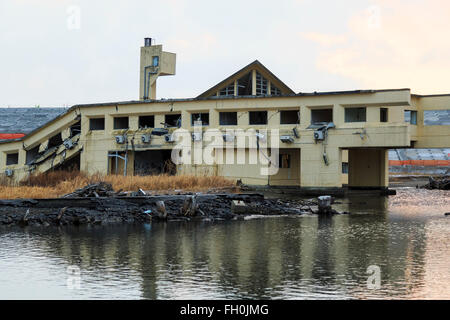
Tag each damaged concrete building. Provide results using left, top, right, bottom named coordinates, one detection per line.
left=1, top=38, right=449, bottom=192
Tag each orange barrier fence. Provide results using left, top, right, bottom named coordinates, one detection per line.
left=389, top=160, right=450, bottom=166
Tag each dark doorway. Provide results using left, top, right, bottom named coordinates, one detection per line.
left=134, top=150, right=176, bottom=175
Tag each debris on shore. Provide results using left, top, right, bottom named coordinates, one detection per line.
left=421, top=176, right=450, bottom=190
left=0, top=183, right=348, bottom=227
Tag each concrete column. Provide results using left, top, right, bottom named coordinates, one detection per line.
left=181, top=110, right=190, bottom=128
left=105, top=115, right=114, bottom=133
left=333, top=104, right=344, bottom=126
left=129, top=116, right=139, bottom=130
left=154, top=114, right=164, bottom=128
left=210, top=109, right=219, bottom=127
left=299, top=105, right=310, bottom=129
left=252, top=70, right=257, bottom=95
left=367, top=107, right=379, bottom=123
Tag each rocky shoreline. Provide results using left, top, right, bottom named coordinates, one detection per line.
left=0, top=183, right=346, bottom=227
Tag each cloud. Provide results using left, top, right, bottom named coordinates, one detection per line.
left=302, top=0, right=450, bottom=94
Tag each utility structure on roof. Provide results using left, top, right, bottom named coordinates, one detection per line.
left=0, top=38, right=449, bottom=193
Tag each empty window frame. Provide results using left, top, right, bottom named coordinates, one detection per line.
left=280, top=110, right=300, bottom=125
left=89, top=118, right=105, bottom=131
left=249, top=111, right=268, bottom=125
left=237, top=72, right=252, bottom=96
left=219, top=112, right=238, bottom=125
left=219, top=83, right=234, bottom=96
left=404, top=110, right=417, bottom=125
left=380, top=108, right=388, bottom=122
left=255, top=72, right=268, bottom=95
left=271, top=84, right=281, bottom=95
left=345, top=107, right=366, bottom=122
left=114, top=117, right=129, bottom=130
left=26, top=145, right=40, bottom=165
left=139, top=115, right=155, bottom=128
left=48, top=133, right=63, bottom=148
left=191, top=113, right=210, bottom=126
left=279, top=154, right=291, bottom=169
left=165, top=114, right=182, bottom=128
left=6, top=153, right=19, bottom=165
left=311, top=109, right=333, bottom=124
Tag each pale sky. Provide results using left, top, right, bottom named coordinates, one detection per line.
left=1, top=0, right=450, bottom=107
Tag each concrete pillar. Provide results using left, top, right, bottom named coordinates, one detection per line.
left=154, top=114, right=164, bottom=128
left=129, top=116, right=139, bottom=130
left=367, top=107, right=379, bottom=123
left=333, top=104, right=344, bottom=126
left=252, top=70, right=257, bottom=95
left=299, top=105, right=310, bottom=129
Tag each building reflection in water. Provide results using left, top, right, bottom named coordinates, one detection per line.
left=8, top=190, right=449, bottom=299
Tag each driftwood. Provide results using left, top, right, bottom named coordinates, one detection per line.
left=62, top=182, right=117, bottom=198
left=57, top=207, right=68, bottom=221
left=155, top=201, right=167, bottom=219
left=181, top=195, right=198, bottom=216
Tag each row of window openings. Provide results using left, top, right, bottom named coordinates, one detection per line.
left=218, top=72, right=281, bottom=97
left=89, top=107, right=411, bottom=131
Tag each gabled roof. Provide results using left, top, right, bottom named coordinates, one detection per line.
left=196, top=60, right=295, bottom=98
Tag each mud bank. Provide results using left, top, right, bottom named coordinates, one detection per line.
left=0, top=192, right=341, bottom=227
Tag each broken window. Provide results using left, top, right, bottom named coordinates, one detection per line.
left=191, top=113, right=209, bottom=126
left=6, top=153, right=18, bottom=165
left=279, top=154, right=291, bottom=168
left=139, top=115, right=155, bottom=128
left=219, top=112, right=238, bottom=125
left=404, top=110, right=417, bottom=125
left=237, top=72, right=252, bottom=96
left=114, top=117, right=129, bottom=130
left=48, top=133, right=63, bottom=148
left=70, top=120, right=81, bottom=137
left=249, top=111, right=268, bottom=125
left=219, top=83, right=234, bottom=96
left=311, top=109, right=333, bottom=124
left=255, top=72, right=268, bottom=95
left=380, top=108, right=388, bottom=122
left=271, top=84, right=281, bottom=95
left=165, top=114, right=182, bottom=128
left=26, top=145, right=40, bottom=165
left=280, top=110, right=300, bottom=124
left=345, top=107, right=366, bottom=122
left=89, top=118, right=105, bottom=131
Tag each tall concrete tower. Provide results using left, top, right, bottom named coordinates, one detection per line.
left=139, top=38, right=176, bottom=100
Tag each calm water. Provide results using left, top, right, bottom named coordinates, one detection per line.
left=0, top=188, right=449, bottom=300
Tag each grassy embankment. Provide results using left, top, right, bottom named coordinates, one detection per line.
left=0, top=171, right=235, bottom=199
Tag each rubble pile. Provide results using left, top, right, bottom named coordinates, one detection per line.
left=0, top=183, right=346, bottom=227
left=62, top=182, right=123, bottom=198
left=421, top=176, right=450, bottom=190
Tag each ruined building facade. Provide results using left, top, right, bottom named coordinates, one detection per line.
left=1, top=39, right=449, bottom=191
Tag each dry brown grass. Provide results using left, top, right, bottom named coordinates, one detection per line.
left=0, top=171, right=235, bottom=199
